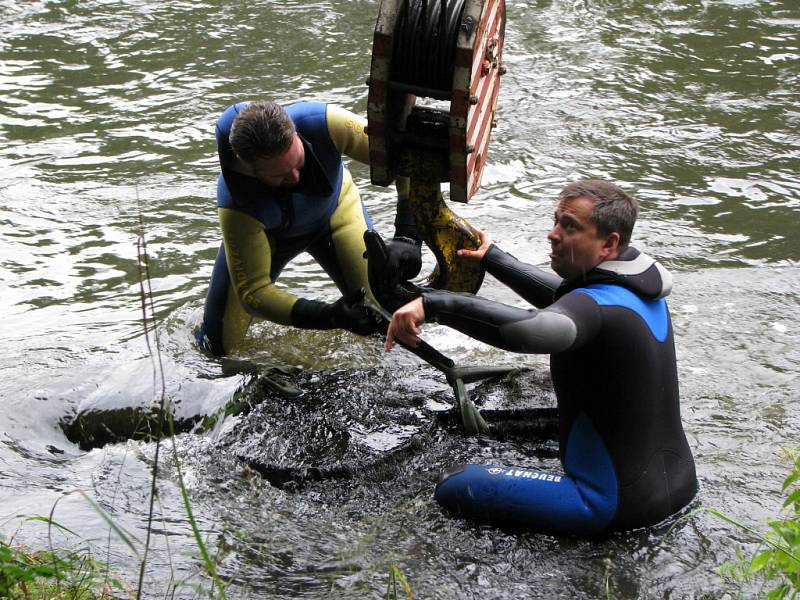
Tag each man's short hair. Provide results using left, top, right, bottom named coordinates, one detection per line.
left=229, top=101, right=296, bottom=162
left=559, top=180, right=639, bottom=248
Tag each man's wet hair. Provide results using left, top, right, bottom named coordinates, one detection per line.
left=229, top=101, right=296, bottom=162
left=559, top=180, right=639, bottom=248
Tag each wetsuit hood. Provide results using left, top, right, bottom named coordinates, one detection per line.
left=555, top=246, right=673, bottom=301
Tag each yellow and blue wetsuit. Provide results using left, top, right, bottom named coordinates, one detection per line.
left=198, top=101, right=378, bottom=356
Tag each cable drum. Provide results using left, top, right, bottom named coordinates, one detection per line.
left=392, top=0, right=466, bottom=92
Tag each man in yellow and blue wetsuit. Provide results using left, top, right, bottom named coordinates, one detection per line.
left=197, top=100, right=422, bottom=356
left=384, top=180, right=697, bottom=536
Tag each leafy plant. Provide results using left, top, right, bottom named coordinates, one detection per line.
left=713, top=447, right=800, bottom=599
left=1, top=539, right=61, bottom=597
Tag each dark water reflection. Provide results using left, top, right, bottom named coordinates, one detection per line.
left=1, top=0, right=799, bottom=597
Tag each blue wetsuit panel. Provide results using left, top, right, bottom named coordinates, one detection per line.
left=215, top=102, right=248, bottom=148
left=562, top=412, right=618, bottom=527
left=575, top=283, right=669, bottom=342
left=435, top=413, right=617, bottom=536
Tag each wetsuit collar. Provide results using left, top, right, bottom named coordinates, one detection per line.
left=555, top=246, right=673, bottom=301
left=291, top=134, right=333, bottom=197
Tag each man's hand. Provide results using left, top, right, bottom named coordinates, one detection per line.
left=330, top=289, right=382, bottom=335
left=456, top=228, right=493, bottom=262
left=384, top=236, right=422, bottom=282
left=385, top=297, right=426, bottom=351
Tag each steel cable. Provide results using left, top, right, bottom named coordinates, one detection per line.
left=393, top=0, right=466, bottom=91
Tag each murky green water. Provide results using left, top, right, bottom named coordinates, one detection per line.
left=1, top=0, right=799, bottom=597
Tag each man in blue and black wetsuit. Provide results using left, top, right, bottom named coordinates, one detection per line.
left=196, top=100, right=422, bottom=356
left=385, top=179, right=697, bottom=536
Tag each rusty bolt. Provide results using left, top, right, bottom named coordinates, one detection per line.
left=485, top=38, right=498, bottom=61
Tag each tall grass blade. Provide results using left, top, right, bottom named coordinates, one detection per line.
left=77, top=490, right=142, bottom=559
left=385, top=563, right=413, bottom=600
left=135, top=194, right=227, bottom=599
left=167, top=416, right=229, bottom=599
left=135, top=193, right=172, bottom=598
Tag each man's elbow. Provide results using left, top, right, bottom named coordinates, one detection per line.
left=500, top=313, right=577, bottom=353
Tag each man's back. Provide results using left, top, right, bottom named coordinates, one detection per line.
left=551, top=282, right=696, bottom=530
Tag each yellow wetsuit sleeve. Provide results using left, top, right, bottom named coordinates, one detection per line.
left=326, top=105, right=370, bottom=165
left=327, top=105, right=414, bottom=238
left=218, top=207, right=297, bottom=325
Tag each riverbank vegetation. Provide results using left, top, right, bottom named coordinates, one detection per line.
left=0, top=530, right=125, bottom=599
left=711, top=446, right=800, bottom=599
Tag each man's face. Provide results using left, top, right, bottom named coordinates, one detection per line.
left=547, top=195, right=616, bottom=280
left=246, top=134, right=305, bottom=188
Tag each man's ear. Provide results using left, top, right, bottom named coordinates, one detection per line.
left=233, top=155, right=254, bottom=176
left=601, top=232, right=621, bottom=260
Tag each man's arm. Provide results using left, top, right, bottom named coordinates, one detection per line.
left=457, top=230, right=562, bottom=308
left=219, top=207, right=297, bottom=324
left=392, top=176, right=421, bottom=242
left=324, top=105, right=421, bottom=243
left=325, top=105, right=370, bottom=164
left=386, top=291, right=587, bottom=355
left=327, top=105, right=423, bottom=279
left=219, top=208, right=378, bottom=334
left=483, top=245, right=563, bottom=308
left=382, top=175, right=423, bottom=281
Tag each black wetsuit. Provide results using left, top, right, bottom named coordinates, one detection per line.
left=428, top=245, right=697, bottom=535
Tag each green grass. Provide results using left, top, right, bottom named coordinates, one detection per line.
left=0, top=533, right=127, bottom=599
left=385, top=563, right=413, bottom=600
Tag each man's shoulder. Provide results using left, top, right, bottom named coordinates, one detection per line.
left=571, top=283, right=647, bottom=305
left=570, top=284, right=670, bottom=342
left=286, top=101, right=329, bottom=122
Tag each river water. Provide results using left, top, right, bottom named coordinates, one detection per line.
left=1, top=0, right=798, bottom=598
